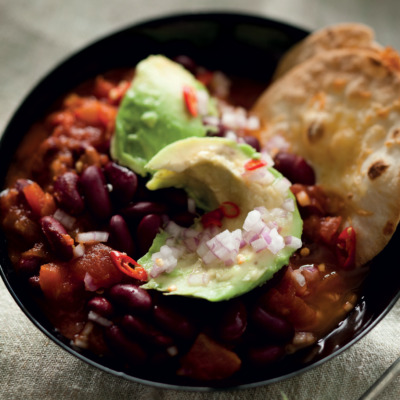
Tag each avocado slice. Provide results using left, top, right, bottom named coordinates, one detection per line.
left=139, top=137, right=303, bottom=301
left=111, top=55, right=215, bottom=176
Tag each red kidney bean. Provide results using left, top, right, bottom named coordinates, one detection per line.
left=108, top=215, right=136, bottom=256
left=251, top=305, right=294, bottom=342
left=218, top=300, right=247, bottom=343
left=104, top=325, right=147, bottom=364
left=247, top=345, right=285, bottom=366
left=87, top=296, right=114, bottom=317
left=153, top=304, right=196, bottom=341
left=108, top=284, right=152, bottom=314
left=173, top=55, right=198, bottom=74
left=153, top=188, right=189, bottom=210
left=273, top=151, right=315, bottom=185
left=171, top=211, right=196, bottom=228
left=137, top=214, right=163, bottom=255
left=80, top=165, right=112, bottom=219
left=17, top=256, right=41, bottom=277
left=121, top=202, right=167, bottom=219
left=104, top=162, right=138, bottom=206
left=53, top=172, right=84, bottom=215
left=242, top=135, right=261, bottom=152
left=121, top=314, right=174, bottom=347
left=40, top=216, right=74, bottom=260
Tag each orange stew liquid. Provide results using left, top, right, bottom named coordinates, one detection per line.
left=0, top=61, right=367, bottom=381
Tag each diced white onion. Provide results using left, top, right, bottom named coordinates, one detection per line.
left=292, top=270, right=306, bottom=287
left=243, top=210, right=265, bottom=234
left=76, top=231, right=109, bottom=243
left=88, top=311, right=113, bottom=327
left=73, top=243, right=85, bottom=258
left=267, top=228, right=285, bottom=254
left=84, top=272, right=100, bottom=291
left=196, top=90, right=210, bottom=117
left=285, top=236, right=302, bottom=250
left=164, top=221, right=184, bottom=238
left=187, top=197, right=196, bottom=214
left=282, top=198, right=295, bottom=212
left=246, top=115, right=260, bottom=130
left=53, top=209, right=76, bottom=230
left=274, top=178, right=292, bottom=195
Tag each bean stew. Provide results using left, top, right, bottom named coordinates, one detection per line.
left=0, top=55, right=369, bottom=385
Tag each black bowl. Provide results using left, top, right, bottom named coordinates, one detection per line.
left=1, top=12, right=400, bottom=391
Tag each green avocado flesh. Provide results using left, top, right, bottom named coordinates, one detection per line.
left=139, top=137, right=303, bottom=302
left=110, top=55, right=215, bottom=176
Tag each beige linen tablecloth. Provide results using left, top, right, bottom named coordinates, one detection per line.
left=1, top=1, right=400, bottom=399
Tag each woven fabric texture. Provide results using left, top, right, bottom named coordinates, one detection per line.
left=1, top=1, right=400, bottom=399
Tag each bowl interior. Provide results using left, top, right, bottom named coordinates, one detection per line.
left=1, top=12, right=399, bottom=390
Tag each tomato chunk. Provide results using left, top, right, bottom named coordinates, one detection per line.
left=178, top=333, right=241, bottom=380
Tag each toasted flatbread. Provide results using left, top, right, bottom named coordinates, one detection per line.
left=252, top=48, right=400, bottom=266
left=273, top=23, right=381, bottom=80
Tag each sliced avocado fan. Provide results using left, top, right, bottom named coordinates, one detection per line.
left=139, top=137, right=303, bottom=301
left=111, top=55, right=215, bottom=176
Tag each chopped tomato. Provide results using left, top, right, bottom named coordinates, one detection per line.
left=39, top=263, right=80, bottom=304
left=178, top=333, right=241, bottom=380
left=22, top=181, right=56, bottom=217
left=303, top=215, right=342, bottom=246
left=70, top=243, right=124, bottom=290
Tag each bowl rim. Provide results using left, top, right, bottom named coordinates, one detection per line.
left=1, top=11, right=399, bottom=392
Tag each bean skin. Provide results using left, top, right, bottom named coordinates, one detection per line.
left=218, top=300, right=247, bottom=343
left=80, top=165, right=112, bottom=219
left=121, top=314, right=174, bottom=347
left=104, top=162, right=138, bottom=206
left=53, top=172, right=84, bottom=215
left=108, top=215, right=136, bottom=256
left=173, top=55, right=197, bottom=74
left=251, top=305, right=294, bottom=342
left=242, top=135, right=261, bottom=152
left=273, top=151, right=315, bottom=185
left=171, top=211, right=197, bottom=228
left=40, top=216, right=74, bottom=260
left=121, top=202, right=167, bottom=219
left=137, top=214, right=163, bottom=255
left=104, top=325, right=147, bottom=364
left=108, top=284, right=152, bottom=314
left=153, top=304, right=196, bottom=341
left=87, top=296, right=114, bottom=317
left=17, top=256, right=41, bottom=277
left=247, top=345, right=285, bottom=366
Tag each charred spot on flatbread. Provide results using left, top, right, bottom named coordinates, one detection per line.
left=307, top=121, right=324, bottom=143
left=252, top=48, right=400, bottom=266
left=368, top=160, right=389, bottom=180
left=383, top=221, right=395, bottom=236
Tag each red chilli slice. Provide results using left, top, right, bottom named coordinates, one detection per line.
left=110, top=250, right=148, bottom=281
left=183, top=85, right=198, bottom=117
left=244, top=159, right=267, bottom=171
left=220, top=201, right=240, bottom=218
left=336, top=226, right=356, bottom=269
left=201, top=208, right=224, bottom=229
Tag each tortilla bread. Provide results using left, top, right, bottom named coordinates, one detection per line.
left=274, top=23, right=381, bottom=80
left=252, top=48, right=400, bottom=266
